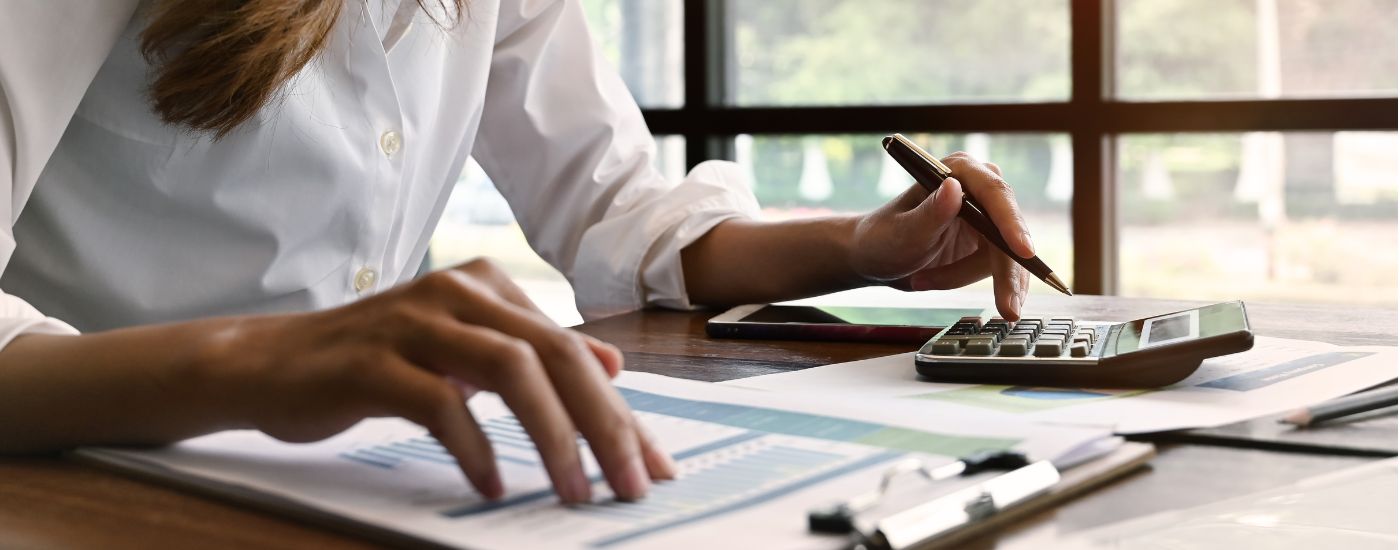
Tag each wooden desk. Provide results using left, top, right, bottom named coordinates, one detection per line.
left=1, top=293, right=1394, bottom=548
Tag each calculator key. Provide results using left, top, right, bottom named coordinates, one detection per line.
left=963, top=336, right=997, bottom=356
left=1051, top=317, right=1075, bottom=324
left=1020, top=317, right=1046, bottom=326
left=957, top=316, right=985, bottom=329
left=929, top=338, right=964, bottom=355
left=1034, top=340, right=1065, bottom=357
left=999, top=339, right=1030, bottom=356
left=1069, top=342, right=1091, bottom=357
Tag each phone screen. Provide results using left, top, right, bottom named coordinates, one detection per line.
left=737, top=305, right=981, bottom=328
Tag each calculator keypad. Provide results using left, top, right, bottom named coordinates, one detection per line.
left=926, top=316, right=1102, bottom=360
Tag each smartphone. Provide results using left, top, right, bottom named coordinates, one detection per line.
left=707, top=304, right=985, bottom=344
left=914, top=301, right=1254, bottom=388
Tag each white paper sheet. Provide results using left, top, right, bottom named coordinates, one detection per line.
left=722, top=336, right=1398, bottom=434
left=1049, top=458, right=1397, bottom=549
left=77, top=372, right=1112, bottom=550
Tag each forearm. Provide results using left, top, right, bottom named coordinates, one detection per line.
left=681, top=217, right=870, bottom=306
left=0, top=317, right=250, bottom=453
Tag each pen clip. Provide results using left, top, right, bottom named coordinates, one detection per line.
left=887, top=134, right=952, bottom=178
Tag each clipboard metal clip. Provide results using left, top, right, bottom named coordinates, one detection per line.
left=808, top=450, right=1059, bottom=550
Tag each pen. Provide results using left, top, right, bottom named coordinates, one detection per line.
left=882, top=133, right=1072, bottom=296
left=1279, top=385, right=1397, bottom=427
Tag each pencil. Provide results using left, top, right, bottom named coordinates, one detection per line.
left=882, top=134, right=1072, bottom=296
left=1279, top=385, right=1398, bottom=427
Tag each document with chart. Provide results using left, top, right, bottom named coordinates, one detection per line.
left=75, top=372, right=1113, bottom=549
left=725, top=336, right=1397, bottom=434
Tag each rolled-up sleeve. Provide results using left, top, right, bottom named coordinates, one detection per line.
left=0, top=1, right=137, bottom=346
left=473, top=0, right=759, bottom=320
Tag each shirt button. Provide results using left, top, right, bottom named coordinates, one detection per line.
left=354, top=267, right=378, bottom=293
left=379, top=130, right=402, bottom=157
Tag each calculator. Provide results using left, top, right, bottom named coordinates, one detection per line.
left=914, top=301, right=1254, bottom=388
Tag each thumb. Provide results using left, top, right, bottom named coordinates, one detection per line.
left=905, top=177, right=964, bottom=235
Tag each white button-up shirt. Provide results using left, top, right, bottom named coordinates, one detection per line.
left=0, top=0, right=758, bottom=344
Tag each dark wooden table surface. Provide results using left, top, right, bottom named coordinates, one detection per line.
left=1, top=292, right=1394, bottom=548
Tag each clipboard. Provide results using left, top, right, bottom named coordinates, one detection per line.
left=809, top=442, right=1155, bottom=549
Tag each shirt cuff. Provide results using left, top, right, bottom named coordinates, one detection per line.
left=572, top=160, right=760, bottom=320
left=0, top=292, right=79, bottom=350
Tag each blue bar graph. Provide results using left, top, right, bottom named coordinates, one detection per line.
left=342, top=385, right=1016, bottom=548
left=585, top=446, right=902, bottom=548
left=339, top=418, right=542, bottom=470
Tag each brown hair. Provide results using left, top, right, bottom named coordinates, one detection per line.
left=140, top=0, right=461, bottom=139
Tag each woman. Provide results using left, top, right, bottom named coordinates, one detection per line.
left=0, top=0, right=1034, bottom=504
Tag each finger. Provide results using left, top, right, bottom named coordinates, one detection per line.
left=635, top=420, right=677, bottom=480
left=943, top=153, right=1035, bottom=258
left=905, top=245, right=994, bottom=291
left=988, top=243, right=1028, bottom=321
left=902, top=176, right=965, bottom=239
left=583, top=335, right=624, bottom=379
left=453, top=261, right=624, bottom=379
left=407, top=321, right=593, bottom=504
left=431, top=282, right=652, bottom=500
left=492, top=319, right=650, bottom=501
left=453, top=259, right=554, bottom=323
left=885, top=178, right=936, bottom=213
left=357, top=358, right=503, bottom=499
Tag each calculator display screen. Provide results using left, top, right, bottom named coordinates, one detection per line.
left=1102, top=302, right=1248, bottom=357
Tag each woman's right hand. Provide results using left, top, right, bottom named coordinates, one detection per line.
left=205, top=258, right=676, bottom=503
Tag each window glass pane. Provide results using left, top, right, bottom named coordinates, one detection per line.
left=726, top=0, right=1070, bottom=106
left=582, top=0, right=684, bottom=108
left=430, top=136, right=686, bottom=326
left=1118, top=132, right=1398, bottom=306
left=738, top=133, right=1074, bottom=294
left=1115, top=0, right=1398, bottom=100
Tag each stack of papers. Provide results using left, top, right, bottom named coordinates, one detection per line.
left=78, top=372, right=1117, bottom=549
left=722, top=336, right=1397, bottom=434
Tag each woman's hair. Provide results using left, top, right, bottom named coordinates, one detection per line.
left=140, top=0, right=461, bottom=139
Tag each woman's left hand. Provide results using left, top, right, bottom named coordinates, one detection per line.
left=847, top=152, right=1035, bottom=320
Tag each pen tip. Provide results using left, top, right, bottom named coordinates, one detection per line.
left=1046, top=273, right=1072, bottom=296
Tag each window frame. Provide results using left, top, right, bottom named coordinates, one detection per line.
left=638, top=0, right=1399, bottom=295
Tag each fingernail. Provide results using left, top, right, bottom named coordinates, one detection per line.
left=563, top=469, right=592, bottom=504
left=616, top=455, right=650, bottom=501
left=1020, top=231, right=1036, bottom=257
